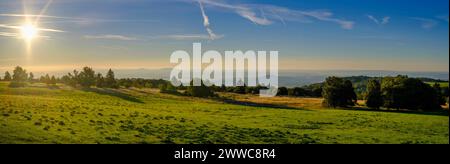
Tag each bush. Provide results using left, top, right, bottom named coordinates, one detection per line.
left=186, top=80, right=215, bottom=98
left=160, top=83, right=178, bottom=94
left=8, top=81, right=26, bottom=88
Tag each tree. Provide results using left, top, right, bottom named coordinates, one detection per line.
left=12, top=66, right=28, bottom=82
left=382, top=76, right=441, bottom=111
left=105, top=69, right=118, bottom=88
left=220, top=84, right=227, bottom=92
left=28, top=72, right=34, bottom=83
left=50, top=75, right=57, bottom=86
left=186, top=80, right=215, bottom=98
left=96, top=73, right=105, bottom=88
left=343, top=80, right=357, bottom=106
left=4, top=71, right=11, bottom=81
left=233, top=85, right=246, bottom=94
left=61, top=70, right=79, bottom=87
left=322, top=76, right=357, bottom=108
left=78, top=67, right=96, bottom=88
left=9, top=66, right=28, bottom=87
left=365, top=79, right=383, bottom=109
left=433, top=83, right=446, bottom=106
left=289, top=87, right=308, bottom=97
left=42, top=74, right=51, bottom=85
left=277, top=87, right=289, bottom=96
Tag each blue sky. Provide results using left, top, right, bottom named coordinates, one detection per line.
left=0, top=0, right=448, bottom=72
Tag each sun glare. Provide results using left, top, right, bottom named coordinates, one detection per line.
left=20, top=24, right=38, bottom=41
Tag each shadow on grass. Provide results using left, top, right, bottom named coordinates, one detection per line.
left=81, top=88, right=144, bottom=104
left=218, top=97, right=304, bottom=110
left=340, top=106, right=449, bottom=116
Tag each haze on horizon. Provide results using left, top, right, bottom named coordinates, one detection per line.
left=0, top=0, right=449, bottom=73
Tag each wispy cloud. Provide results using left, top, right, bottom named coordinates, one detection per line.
left=0, top=32, right=19, bottom=37
left=0, top=31, right=49, bottom=39
left=0, top=13, right=158, bottom=25
left=0, top=24, right=65, bottom=32
left=198, top=0, right=222, bottom=40
left=84, top=35, right=138, bottom=41
left=161, top=34, right=223, bottom=40
left=411, top=17, right=438, bottom=29
left=185, top=0, right=354, bottom=29
left=0, top=14, right=78, bottom=20
left=381, top=17, right=391, bottom=25
left=367, top=15, right=390, bottom=25
left=436, top=15, right=449, bottom=22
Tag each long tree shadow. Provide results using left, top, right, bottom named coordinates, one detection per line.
left=341, top=106, right=449, bottom=116
left=218, top=97, right=305, bottom=110
left=81, top=88, right=144, bottom=104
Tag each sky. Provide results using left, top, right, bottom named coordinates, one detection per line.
left=0, top=0, right=449, bottom=72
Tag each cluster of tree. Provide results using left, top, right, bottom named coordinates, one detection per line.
left=213, top=85, right=268, bottom=95
left=60, top=67, right=118, bottom=88
left=39, top=74, right=57, bottom=86
left=327, top=76, right=447, bottom=100
left=118, top=78, right=167, bottom=89
left=160, top=80, right=216, bottom=98
left=364, top=75, right=444, bottom=111
left=3, top=66, right=35, bottom=87
left=276, top=84, right=323, bottom=97
left=322, top=76, right=357, bottom=108
left=159, top=82, right=178, bottom=94
left=195, top=83, right=322, bottom=98
left=185, top=80, right=216, bottom=98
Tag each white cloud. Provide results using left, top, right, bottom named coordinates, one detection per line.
left=367, top=15, right=379, bottom=24
left=235, top=7, right=272, bottom=25
left=162, top=34, right=223, bottom=40
left=381, top=17, right=390, bottom=24
left=411, top=17, right=438, bottom=29
left=190, top=0, right=354, bottom=29
left=367, top=15, right=390, bottom=25
left=84, top=35, right=138, bottom=41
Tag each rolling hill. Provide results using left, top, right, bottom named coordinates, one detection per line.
left=0, top=82, right=448, bottom=144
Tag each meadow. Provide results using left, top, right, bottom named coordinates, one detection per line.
left=0, top=82, right=448, bottom=144
left=426, top=82, right=449, bottom=88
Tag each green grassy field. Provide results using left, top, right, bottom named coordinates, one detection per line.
left=0, top=82, right=448, bottom=144
left=426, top=82, right=449, bottom=88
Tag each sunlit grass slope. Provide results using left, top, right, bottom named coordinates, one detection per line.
left=0, top=82, right=448, bottom=144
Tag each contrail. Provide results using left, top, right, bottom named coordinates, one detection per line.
left=198, top=0, right=221, bottom=40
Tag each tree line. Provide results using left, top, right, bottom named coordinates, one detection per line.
left=2, top=66, right=448, bottom=111
left=322, top=76, right=447, bottom=111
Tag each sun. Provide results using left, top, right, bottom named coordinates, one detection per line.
left=20, top=24, right=38, bottom=41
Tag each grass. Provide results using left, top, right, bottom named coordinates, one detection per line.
left=0, top=82, right=448, bottom=144
left=426, top=82, right=449, bottom=88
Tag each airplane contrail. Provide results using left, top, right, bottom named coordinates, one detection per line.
left=198, top=0, right=221, bottom=40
